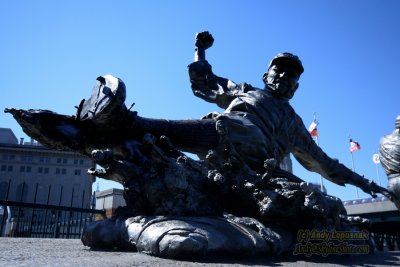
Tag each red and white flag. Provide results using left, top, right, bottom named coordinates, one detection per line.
left=308, top=119, right=319, bottom=137
left=349, top=139, right=361, bottom=153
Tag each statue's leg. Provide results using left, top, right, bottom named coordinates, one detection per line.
left=75, top=75, right=219, bottom=156
left=75, top=75, right=221, bottom=157
left=127, top=117, right=218, bottom=156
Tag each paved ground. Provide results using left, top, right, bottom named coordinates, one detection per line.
left=0, top=238, right=399, bottom=267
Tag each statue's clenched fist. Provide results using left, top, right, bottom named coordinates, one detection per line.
left=195, top=31, right=214, bottom=50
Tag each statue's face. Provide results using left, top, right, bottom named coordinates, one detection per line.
left=264, top=63, right=300, bottom=100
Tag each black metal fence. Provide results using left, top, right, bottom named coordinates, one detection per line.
left=0, top=179, right=105, bottom=238
left=372, top=233, right=400, bottom=251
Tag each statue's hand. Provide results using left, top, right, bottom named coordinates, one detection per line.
left=363, top=180, right=400, bottom=210
left=195, top=31, right=214, bottom=50
left=359, top=180, right=378, bottom=198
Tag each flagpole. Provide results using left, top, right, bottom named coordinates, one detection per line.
left=313, top=112, right=325, bottom=193
left=375, top=162, right=381, bottom=186
left=349, top=137, right=360, bottom=199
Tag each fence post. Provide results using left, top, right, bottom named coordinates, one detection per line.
left=28, top=184, right=39, bottom=236
left=78, top=190, right=85, bottom=237
left=41, top=185, right=51, bottom=238
left=13, top=182, right=26, bottom=237
left=54, top=186, right=63, bottom=238
left=0, top=179, right=11, bottom=237
left=66, top=188, right=74, bottom=239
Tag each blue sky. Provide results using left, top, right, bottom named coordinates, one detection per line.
left=1, top=0, right=399, bottom=201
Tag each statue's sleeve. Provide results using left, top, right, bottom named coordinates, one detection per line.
left=291, top=116, right=365, bottom=188
left=188, top=61, right=242, bottom=109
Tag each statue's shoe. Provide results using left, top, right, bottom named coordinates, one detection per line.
left=77, top=74, right=128, bottom=127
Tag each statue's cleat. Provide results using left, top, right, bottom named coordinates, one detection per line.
left=77, top=74, right=128, bottom=127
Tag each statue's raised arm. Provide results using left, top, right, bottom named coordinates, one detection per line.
left=189, top=31, right=241, bottom=108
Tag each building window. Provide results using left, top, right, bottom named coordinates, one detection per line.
left=57, top=158, right=62, bottom=164
left=62, top=158, right=68, bottom=164
left=79, top=159, right=84, bottom=165
left=38, top=167, right=43, bottom=173
left=7, top=166, right=13, bottom=172
left=1, top=165, right=6, bottom=172
left=2, top=154, right=15, bottom=161
left=61, top=168, right=66, bottom=175
left=55, top=168, right=60, bottom=174
left=73, top=159, right=79, bottom=164
left=19, top=166, right=32, bottom=173
left=44, top=167, right=49, bottom=174
left=20, top=156, right=33, bottom=162
left=74, top=169, right=82, bottom=175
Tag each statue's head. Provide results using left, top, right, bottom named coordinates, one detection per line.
left=263, top=52, right=304, bottom=100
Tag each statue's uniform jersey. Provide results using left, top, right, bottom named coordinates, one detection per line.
left=379, top=129, right=400, bottom=179
left=192, top=73, right=365, bottom=188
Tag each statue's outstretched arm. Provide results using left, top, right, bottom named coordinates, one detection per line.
left=293, top=122, right=400, bottom=208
